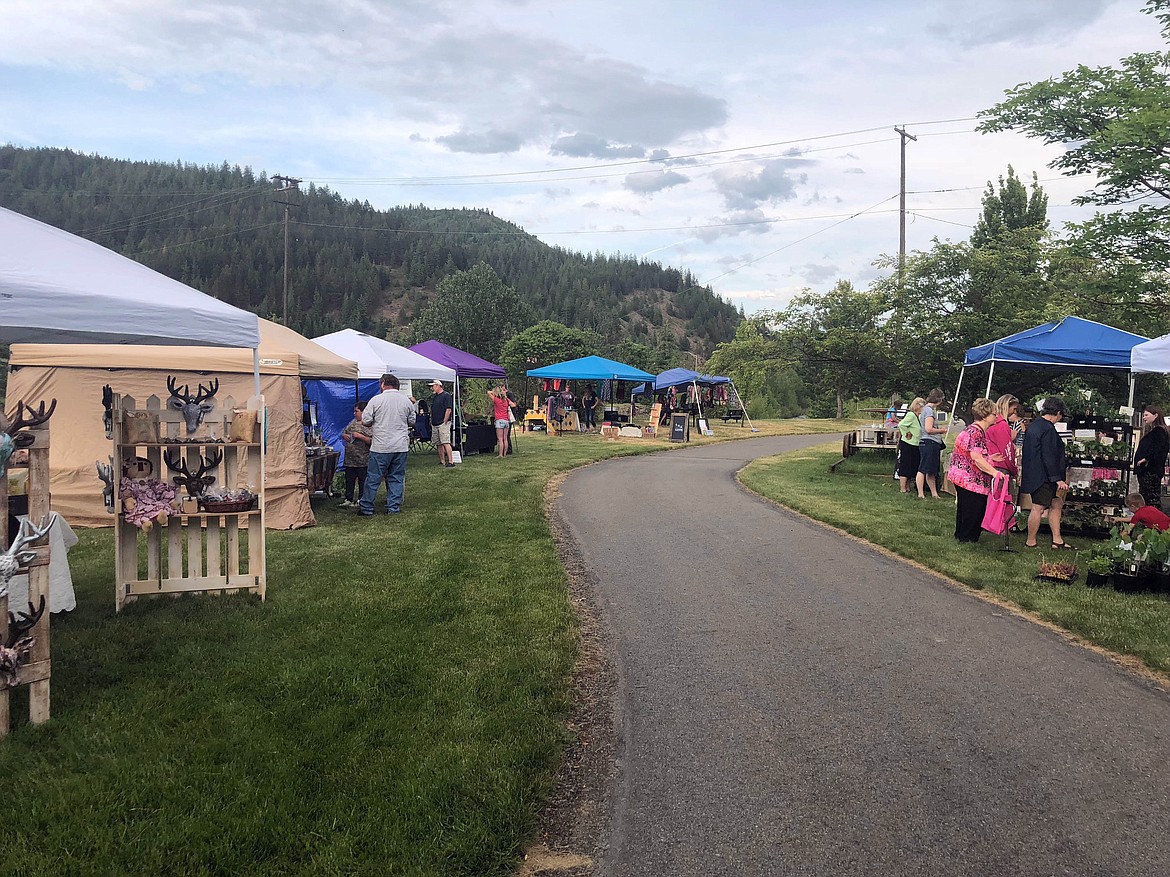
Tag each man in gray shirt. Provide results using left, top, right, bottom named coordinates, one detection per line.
left=358, top=373, right=417, bottom=516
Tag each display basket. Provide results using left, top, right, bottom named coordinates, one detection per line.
left=198, top=496, right=257, bottom=513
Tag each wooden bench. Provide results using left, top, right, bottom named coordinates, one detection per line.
left=721, top=409, right=745, bottom=425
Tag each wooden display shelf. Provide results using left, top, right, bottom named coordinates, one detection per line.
left=112, top=393, right=267, bottom=612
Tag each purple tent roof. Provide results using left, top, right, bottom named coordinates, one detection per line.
left=409, top=339, right=507, bottom=379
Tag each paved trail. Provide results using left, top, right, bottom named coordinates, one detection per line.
left=557, top=435, right=1170, bottom=877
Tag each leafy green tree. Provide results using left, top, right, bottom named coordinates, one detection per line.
left=410, top=262, right=535, bottom=362
left=500, top=320, right=600, bottom=377
left=977, top=1, right=1170, bottom=266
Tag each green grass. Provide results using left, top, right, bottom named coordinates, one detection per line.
left=0, top=420, right=851, bottom=877
left=740, top=442, right=1170, bottom=676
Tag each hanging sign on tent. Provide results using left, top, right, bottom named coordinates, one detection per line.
left=670, top=413, right=689, bottom=443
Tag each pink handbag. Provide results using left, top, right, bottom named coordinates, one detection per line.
left=981, top=472, right=1015, bottom=536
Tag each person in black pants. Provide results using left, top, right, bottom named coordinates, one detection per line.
left=338, top=400, right=372, bottom=508
left=1135, top=404, right=1169, bottom=509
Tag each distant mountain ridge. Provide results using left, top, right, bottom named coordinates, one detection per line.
left=0, top=145, right=741, bottom=356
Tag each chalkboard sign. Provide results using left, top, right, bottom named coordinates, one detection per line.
left=670, top=412, right=689, bottom=443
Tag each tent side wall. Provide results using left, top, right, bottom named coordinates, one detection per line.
left=6, top=365, right=315, bottom=530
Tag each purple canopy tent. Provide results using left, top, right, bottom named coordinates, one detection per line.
left=410, top=340, right=508, bottom=454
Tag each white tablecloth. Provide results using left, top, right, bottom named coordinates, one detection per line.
left=7, top=514, right=78, bottom=614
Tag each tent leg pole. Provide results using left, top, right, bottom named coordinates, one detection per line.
left=693, top=379, right=705, bottom=434
left=984, top=363, right=995, bottom=399
left=1128, top=373, right=1136, bottom=410
left=946, top=368, right=966, bottom=442
left=732, top=381, right=758, bottom=432
left=253, top=348, right=261, bottom=397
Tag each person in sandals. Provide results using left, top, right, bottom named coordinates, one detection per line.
left=1021, top=396, right=1072, bottom=550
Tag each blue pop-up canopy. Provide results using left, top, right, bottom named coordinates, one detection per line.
left=964, top=317, right=1147, bottom=371
left=631, top=367, right=731, bottom=396
left=526, top=355, right=654, bottom=382
left=953, top=317, right=1149, bottom=435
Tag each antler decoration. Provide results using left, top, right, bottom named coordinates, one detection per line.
left=102, top=384, right=114, bottom=439
left=6, top=399, right=58, bottom=449
left=96, top=458, right=115, bottom=513
left=0, top=595, right=46, bottom=688
left=167, top=376, right=220, bottom=434
left=164, top=448, right=223, bottom=497
left=0, top=513, right=56, bottom=599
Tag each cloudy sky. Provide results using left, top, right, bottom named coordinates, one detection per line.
left=1, top=0, right=1163, bottom=314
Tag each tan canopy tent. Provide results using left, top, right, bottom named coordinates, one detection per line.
left=7, top=318, right=358, bottom=530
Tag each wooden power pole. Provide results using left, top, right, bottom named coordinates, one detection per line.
left=894, top=126, right=917, bottom=292
left=272, top=175, right=302, bottom=322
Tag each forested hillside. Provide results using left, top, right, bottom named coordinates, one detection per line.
left=0, top=146, right=741, bottom=354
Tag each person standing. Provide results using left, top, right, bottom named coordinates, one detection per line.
left=1134, top=404, right=1169, bottom=509
left=916, top=388, right=947, bottom=499
left=896, top=397, right=925, bottom=494
left=489, top=385, right=511, bottom=458
left=358, top=373, right=416, bottom=516
left=946, top=398, right=1002, bottom=542
left=1021, top=396, right=1072, bottom=550
left=338, top=400, right=372, bottom=508
left=581, top=384, right=599, bottom=431
left=430, top=380, right=455, bottom=468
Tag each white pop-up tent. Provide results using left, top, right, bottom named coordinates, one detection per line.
left=311, top=329, right=456, bottom=383
left=0, top=206, right=261, bottom=350
left=1131, top=333, right=1170, bottom=375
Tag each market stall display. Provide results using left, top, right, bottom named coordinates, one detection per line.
left=526, top=356, right=654, bottom=437
left=111, top=390, right=266, bottom=612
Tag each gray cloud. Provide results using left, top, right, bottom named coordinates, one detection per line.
left=623, top=170, right=691, bottom=194
left=713, top=160, right=807, bottom=210
left=551, top=133, right=645, bottom=159
left=693, top=209, right=772, bottom=243
left=844, top=167, right=865, bottom=174
left=927, top=0, right=1109, bottom=46
left=796, top=263, right=840, bottom=285
left=435, top=128, right=523, bottom=154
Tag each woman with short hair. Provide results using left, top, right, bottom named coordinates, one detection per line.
left=946, top=397, right=1002, bottom=543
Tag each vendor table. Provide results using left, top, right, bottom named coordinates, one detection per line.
left=306, top=449, right=340, bottom=495
left=524, top=411, right=548, bottom=432
left=463, top=422, right=497, bottom=455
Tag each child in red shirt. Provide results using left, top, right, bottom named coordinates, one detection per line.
left=1125, top=493, right=1170, bottom=532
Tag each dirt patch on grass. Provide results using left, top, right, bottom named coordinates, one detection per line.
left=516, top=470, right=618, bottom=876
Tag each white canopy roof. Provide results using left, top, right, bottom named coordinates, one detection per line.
left=311, top=329, right=456, bottom=381
left=0, top=206, right=261, bottom=348
left=1132, top=333, right=1170, bottom=374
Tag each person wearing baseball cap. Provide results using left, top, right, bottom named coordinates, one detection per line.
left=430, top=380, right=455, bottom=467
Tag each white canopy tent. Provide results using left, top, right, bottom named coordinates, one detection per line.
left=1131, top=334, right=1170, bottom=375
left=0, top=206, right=261, bottom=350
left=311, top=329, right=456, bottom=385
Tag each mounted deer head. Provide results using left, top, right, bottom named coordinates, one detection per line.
left=3, top=398, right=57, bottom=449
left=102, top=384, right=114, bottom=439
left=96, top=458, right=115, bottom=513
left=6, top=595, right=45, bottom=650
left=164, top=447, right=223, bottom=497
left=167, top=376, right=219, bottom=434
left=0, top=513, right=56, bottom=598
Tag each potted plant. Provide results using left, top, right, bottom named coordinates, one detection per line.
left=1137, top=527, right=1170, bottom=594
left=1084, top=548, right=1116, bottom=588
left=1036, top=557, right=1078, bottom=585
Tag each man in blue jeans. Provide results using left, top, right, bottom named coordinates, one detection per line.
left=359, top=373, right=416, bottom=516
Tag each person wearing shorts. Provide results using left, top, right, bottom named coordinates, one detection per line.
left=489, top=385, right=511, bottom=458
left=430, top=380, right=455, bottom=468
left=1020, top=396, right=1072, bottom=550
left=917, top=388, right=947, bottom=498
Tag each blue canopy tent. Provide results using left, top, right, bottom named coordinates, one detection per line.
left=526, top=356, right=654, bottom=428
left=630, top=368, right=755, bottom=434
left=955, top=317, right=1149, bottom=433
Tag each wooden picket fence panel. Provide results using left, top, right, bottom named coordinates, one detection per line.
left=112, top=393, right=266, bottom=612
left=0, top=408, right=53, bottom=737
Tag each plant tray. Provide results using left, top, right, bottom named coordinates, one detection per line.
left=198, top=497, right=256, bottom=513
left=1035, top=570, right=1078, bottom=585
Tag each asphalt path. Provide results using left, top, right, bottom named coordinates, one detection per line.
left=556, top=434, right=1170, bottom=877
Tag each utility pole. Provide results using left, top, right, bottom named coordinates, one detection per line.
left=272, top=175, right=302, bottom=323
left=894, top=126, right=917, bottom=292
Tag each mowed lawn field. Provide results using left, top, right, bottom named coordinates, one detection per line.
left=0, top=419, right=850, bottom=877
left=740, top=443, right=1170, bottom=677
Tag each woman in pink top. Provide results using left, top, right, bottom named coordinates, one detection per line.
left=946, top=398, right=1002, bottom=543
left=489, top=385, right=512, bottom=458
left=984, top=394, right=1020, bottom=478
